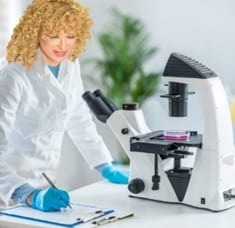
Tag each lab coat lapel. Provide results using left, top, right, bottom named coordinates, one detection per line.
left=34, top=51, right=68, bottom=110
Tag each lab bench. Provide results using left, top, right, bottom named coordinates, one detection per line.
left=0, top=181, right=235, bottom=228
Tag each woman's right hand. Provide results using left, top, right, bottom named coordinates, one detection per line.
left=27, top=187, right=70, bottom=212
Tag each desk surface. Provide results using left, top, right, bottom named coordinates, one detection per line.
left=1, top=181, right=235, bottom=228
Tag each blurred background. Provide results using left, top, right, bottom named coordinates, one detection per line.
left=1, top=0, right=235, bottom=190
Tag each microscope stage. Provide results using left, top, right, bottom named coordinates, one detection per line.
left=130, top=130, right=202, bottom=156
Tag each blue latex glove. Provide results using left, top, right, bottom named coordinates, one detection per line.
left=31, top=187, right=70, bottom=212
left=96, top=164, right=129, bottom=184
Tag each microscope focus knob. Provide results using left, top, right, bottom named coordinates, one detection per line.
left=128, top=178, right=145, bottom=194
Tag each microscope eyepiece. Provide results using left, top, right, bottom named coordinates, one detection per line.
left=82, top=91, right=113, bottom=123
left=93, top=89, right=118, bottom=112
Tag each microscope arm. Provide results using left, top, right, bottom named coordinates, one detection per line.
left=106, top=108, right=150, bottom=159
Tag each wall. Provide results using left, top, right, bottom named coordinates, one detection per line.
left=2, top=0, right=235, bottom=190
left=79, top=0, right=235, bottom=84
left=0, top=0, right=21, bottom=57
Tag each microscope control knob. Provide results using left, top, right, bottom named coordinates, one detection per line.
left=128, top=178, right=145, bottom=194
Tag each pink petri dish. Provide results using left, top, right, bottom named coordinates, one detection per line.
left=162, top=130, right=190, bottom=141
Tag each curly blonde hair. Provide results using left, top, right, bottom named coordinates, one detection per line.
left=7, top=0, right=93, bottom=69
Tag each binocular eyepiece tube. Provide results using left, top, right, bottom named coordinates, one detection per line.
left=82, top=89, right=118, bottom=123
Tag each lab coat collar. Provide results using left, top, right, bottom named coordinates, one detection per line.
left=34, top=49, right=73, bottom=82
left=33, top=50, right=69, bottom=103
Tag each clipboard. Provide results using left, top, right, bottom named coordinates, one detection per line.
left=0, top=203, right=114, bottom=227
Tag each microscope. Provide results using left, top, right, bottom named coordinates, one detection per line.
left=83, top=53, right=235, bottom=211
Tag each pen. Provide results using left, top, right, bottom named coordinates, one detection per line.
left=41, top=172, right=72, bottom=209
left=77, top=209, right=114, bottom=223
left=92, top=213, right=134, bottom=226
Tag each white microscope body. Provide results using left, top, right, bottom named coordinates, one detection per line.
left=83, top=53, right=235, bottom=211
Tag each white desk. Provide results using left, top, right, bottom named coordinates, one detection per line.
left=1, top=181, right=235, bottom=227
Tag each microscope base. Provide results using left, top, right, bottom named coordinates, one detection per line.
left=128, top=194, right=235, bottom=212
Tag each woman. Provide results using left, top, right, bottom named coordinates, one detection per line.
left=0, top=0, right=128, bottom=212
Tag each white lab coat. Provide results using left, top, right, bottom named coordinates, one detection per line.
left=0, top=51, right=112, bottom=205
